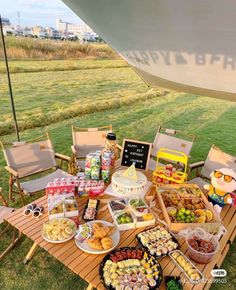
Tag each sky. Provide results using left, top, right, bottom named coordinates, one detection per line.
left=0, top=0, right=84, bottom=27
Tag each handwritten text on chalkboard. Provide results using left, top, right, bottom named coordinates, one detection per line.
left=121, top=139, right=152, bottom=170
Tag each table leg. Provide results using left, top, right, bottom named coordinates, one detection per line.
left=23, top=242, right=38, bottom=264
left=86, top=284, right=94, bottom=290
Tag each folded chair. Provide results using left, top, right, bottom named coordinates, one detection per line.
left=1, top=132, right=72, bottom=204
left=71, top=124, right=112, bottom=173
left=0, top=188, right=21, bottom=261
left=188, top=145, right=236, bottom=189
left=149, top=125, right=195, bottom=170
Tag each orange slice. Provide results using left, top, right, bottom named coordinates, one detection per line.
left=195, top=216, right=206, bottom=223
left=205, top=210, right=213, bottom=222
left=194, top=209, right=206, bottom=217
left=143, top=213, right=155, bottom=221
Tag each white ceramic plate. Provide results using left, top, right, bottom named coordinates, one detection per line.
left=75, top=220, right=120, bottom=254
left=41, top=218, right=77, bottom=244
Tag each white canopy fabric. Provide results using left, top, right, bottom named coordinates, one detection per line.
left=63, top=0, right=236, bottom=101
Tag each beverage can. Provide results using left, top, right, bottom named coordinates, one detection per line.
left=85, top=153, right=94, bottom=168
left=85, top=167, right=92, bottom=179
left=102, top=155, right=111, bottom=170
left=91, top=167, right=100, bottom=180
left=101, top=170, right=110, bottom=183
left=91, top=155, right=101, bottom=167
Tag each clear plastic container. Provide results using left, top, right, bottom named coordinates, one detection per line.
left=187, top=235, right=219, bottom=264
left=178, top=227, right=226, bottom=264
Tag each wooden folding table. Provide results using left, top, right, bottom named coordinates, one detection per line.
left=4, top=186, right=236, bottom=290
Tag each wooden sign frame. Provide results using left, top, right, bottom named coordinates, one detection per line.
left=120, top=138, right=152, bottom=171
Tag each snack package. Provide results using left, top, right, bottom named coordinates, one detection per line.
left=75, top=224, right=92, bottom=243
left=83, top=199, right=100, bottom=221
left=46, top=177, right=77, bottom=195
left=48, top=192, right=79, bottom=220
left=77, top=179, right=105, bottom=197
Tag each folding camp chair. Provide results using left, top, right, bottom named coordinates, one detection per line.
left=149, top=125, right=195, bottom=170
left=0, top=188, right=21, bottom=261
left=1, top=132, right=72, bottom=204
left=188, top=145, right=236, bottom=189
left=71, top=124, right=112, bottom=172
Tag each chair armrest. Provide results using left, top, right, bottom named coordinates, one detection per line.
left=55, top=152, right=71, bottom=162
left=188, top=161, right=205, bottom=170
left=71, top=145, right=77, bottom=154
left=5, top=166, right=18, bottom=177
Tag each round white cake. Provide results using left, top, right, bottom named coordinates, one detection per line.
left=111, top=170, right=147, bottom=197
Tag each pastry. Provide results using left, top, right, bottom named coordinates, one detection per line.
left=87, top=237, right=103, bottom=250
left=93, top=225, right=110, bottom=238
left=93, top=222, right=104, bottom=230
left=101, top=237, right=113, bottom=250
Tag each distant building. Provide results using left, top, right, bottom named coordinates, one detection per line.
left=56, top=19, right=67, bottom=32
left=3, top=25, right=15, bottom=36
left=56, top=19, right=97, bottom=40
left=22, top=26, right=33, bottom=37
left=1, top=17, right=11, bottom=26
left=32, top=26, right=46, bottom=38
left=45, top=26, right=60, bottom=38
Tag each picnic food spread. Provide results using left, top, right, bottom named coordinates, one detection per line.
left=100, top=247, right=162, bottom=289
left=29, top=138, right=233, bottom=290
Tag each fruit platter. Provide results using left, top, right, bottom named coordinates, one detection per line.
left=99, top=247, right=163, bottom=290
left=169, top=250, right=204, bottom=284
left=75, top=220, right=120, bottom=254
left=136, top=225, right=179, bottom=258
left=42, top=218, right=77, bottom=243
left=156, top=184, right=221, bottom=232
left=108, top=198, right=156, bottom=231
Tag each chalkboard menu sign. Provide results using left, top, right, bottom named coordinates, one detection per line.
left=121, top=139, right=152, bottom=170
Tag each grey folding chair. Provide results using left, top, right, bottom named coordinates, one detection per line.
left=1, top=132, right=72, bottom=204
left=0, top=188, right=21, bottom=261
left=71, top=124, right=112, bottom=172
left=149, top=125, right=195, bottom=170
left=188, top=145, right=236, bottom=189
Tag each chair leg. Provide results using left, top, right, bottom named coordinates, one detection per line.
left=15, top=177, right=25, bottom=206
left=8, top=174, right=14, bottom=202
left=23, top=242, right=38, bottom=264
left=0, top=227, right=22, bottom=261
left=0, top=223, right=11, bottom=237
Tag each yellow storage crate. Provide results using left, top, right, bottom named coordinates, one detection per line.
left=153, top=148, right=188, bottom=184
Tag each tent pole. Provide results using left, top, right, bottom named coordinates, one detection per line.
left=0, top=15, right=20, bottom=141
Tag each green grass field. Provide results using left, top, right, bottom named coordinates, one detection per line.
left=0, top=59, right=235, bottom=289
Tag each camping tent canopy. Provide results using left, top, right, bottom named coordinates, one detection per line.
left=63, top=0, right=236, bottom=101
